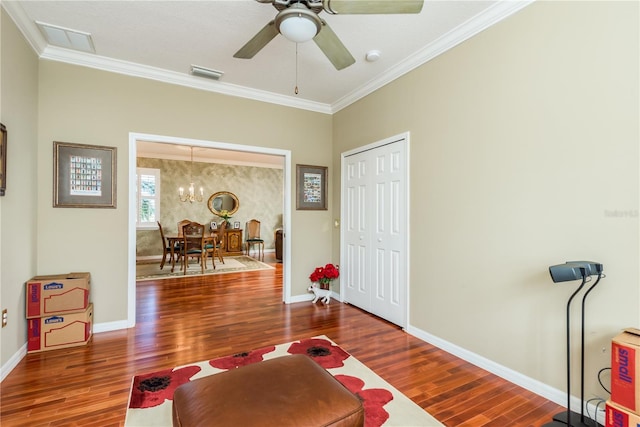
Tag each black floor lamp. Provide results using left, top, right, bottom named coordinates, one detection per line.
left=543, top=261, right=604, bottom=427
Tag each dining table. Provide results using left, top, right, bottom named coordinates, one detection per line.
left=167, top=234, right=219, bottom=273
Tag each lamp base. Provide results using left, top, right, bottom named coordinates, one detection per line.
left=550, top=410, right=603, bottom=427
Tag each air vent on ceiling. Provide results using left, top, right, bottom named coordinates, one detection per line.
left=190, top=65, right=224, bottom=80
left=36, top=21, right=95, bottom=53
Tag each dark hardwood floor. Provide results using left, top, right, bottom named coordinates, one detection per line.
left=0, top=254, right=564, bottom=426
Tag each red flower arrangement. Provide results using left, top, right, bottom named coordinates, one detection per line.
left=309, top=263, right=339, bottom=289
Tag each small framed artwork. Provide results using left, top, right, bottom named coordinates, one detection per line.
left=296, top=164, right=327, bottom=210
left=233, top=221, right=241, bottom=229
left=210, top=222, right=217, bottom=230
left=53, top=141, right=117, bottom=208
left=0, top=123, right=6, bottom=196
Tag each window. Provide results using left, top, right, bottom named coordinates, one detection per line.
left=136, top=167, right=160, bottom=229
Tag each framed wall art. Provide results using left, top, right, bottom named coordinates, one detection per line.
left=0, top=123, right=6, bottom=196
left=296, top=164, right=327, bottom=210
left=53, top=141, right=117, bottom=208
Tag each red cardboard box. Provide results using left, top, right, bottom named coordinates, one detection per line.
left=606, top=400, right=640, bottom=427
left=27, top=304, right=93, bottom=353
left=26, top=272, right=90, bottom=318
left=612, top=328, right=640, bottom=414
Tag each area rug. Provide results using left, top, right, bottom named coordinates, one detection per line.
left=136, top=255, right=274, bottom=280
left=125, top=336, right=443, bottom=426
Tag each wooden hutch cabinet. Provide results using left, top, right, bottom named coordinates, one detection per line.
left=224, top=229, right=243, bottom=255
left=213, top=229, right=243, bottom=256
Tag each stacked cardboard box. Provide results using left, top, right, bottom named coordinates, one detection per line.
left=25, top=272, right=93, bottom=353
left=606, top=328, right=640, bottom=427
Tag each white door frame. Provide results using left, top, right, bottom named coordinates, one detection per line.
left=127, top=132, right=292, bottom=327
left=340, top=132, right=410, bottom=328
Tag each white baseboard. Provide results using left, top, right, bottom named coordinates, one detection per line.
left=1, top=343, right=27, bottom=382
left=0, top=320, right=130, bottom=383
left=136, top=255, right=161, bottom=262
left=405, top=325, right=606, bottom=425
left=289, top=290, right=338, bottom=304
left=93, top=320, right=130, bottom=333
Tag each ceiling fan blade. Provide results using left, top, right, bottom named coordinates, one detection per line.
left=233, top=20, right=279, bottom=59
left=313, top=20, right=355, bottom=70
left=323, top=0, right=423, bottom=14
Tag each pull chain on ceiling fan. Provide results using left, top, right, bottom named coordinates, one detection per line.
left=295, top=43, right=299, bottom=94
left=233, top=0, right=424, bottom=71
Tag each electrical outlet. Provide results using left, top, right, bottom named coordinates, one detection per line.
left=2, top=309, right=7, bottom=328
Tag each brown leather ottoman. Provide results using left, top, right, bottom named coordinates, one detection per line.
left=172, top=354, right=364, bottom=427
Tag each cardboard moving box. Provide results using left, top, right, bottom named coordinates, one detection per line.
left=26, top=272, right=90, bottom=318
left=606, top=400, right=640, bottom=427
left=611, top=328, right=640, bottom=415
left=27, top=304, right=93, bottom=353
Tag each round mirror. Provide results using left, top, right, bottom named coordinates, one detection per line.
left=207, top=191, right=240, bottom=216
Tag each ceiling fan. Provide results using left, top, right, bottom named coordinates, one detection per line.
left=233, top=0, right=424, bottom=70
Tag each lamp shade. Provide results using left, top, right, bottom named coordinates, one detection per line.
left=279, top=15, right=318, bottom=42
left=275, top=4, right=322, bottom=43
left=549, top=261, right=604, bottom=283
left=549, top=263, right=586, bottom=283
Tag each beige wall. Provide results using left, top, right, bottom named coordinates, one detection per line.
left=34, top=61, right=333, bottom=329
left=136, top=157, right=283, bottom=257
left=0, top=10, right=39, bottom=367
left=333, top=1, right=638, bottom=404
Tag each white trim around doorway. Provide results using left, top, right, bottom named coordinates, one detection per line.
left=127, top=132, right=292, bottom=327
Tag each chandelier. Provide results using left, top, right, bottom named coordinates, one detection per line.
left=178, top=146, right=203, bottom=203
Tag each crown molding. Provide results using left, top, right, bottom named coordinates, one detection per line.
left=3, top=0, right=533, bottom=115
left=2, top=0, right=47, bottom=53
left=38, top=45, right=333, bottom=114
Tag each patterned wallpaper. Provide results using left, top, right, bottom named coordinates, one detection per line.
left=136, top=157, right=283, bottom=258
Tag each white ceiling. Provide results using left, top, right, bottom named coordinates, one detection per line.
left=4, top=0, right=533, bottom=115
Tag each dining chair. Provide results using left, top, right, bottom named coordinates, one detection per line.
left=245, top=219, right=264, bottom=261
left=207, top=221, right=226, bottom=265
left=177, top=219, right=191, bottom=237
left=204, top=234, right=223, bottom=269
left=180, top=221, right=208, bottom=274
left=157, top=221, right=175, bottom=270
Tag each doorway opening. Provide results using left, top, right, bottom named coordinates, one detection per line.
left=127, top=132, right=292, bottom=327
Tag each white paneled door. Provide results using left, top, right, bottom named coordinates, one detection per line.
left=341, top=134, right=408, bottom=328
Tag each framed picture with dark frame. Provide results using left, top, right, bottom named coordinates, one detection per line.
left=0, top=123, right=6, bottom=196
left=296, top=164, right=328, bottom=210
left=233, top=221, right=241, bottom=229
left=53, top=141, right=117, bottom=208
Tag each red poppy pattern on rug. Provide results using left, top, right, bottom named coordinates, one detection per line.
left=209, top=345, right=276, bottom=369
left=336, top=374, right=393, bottom=427
left=287, top=337, right=350, bottom=368
left=127, top=337, right=414, bottom=427
left=129, top=365, right=201, bottom=409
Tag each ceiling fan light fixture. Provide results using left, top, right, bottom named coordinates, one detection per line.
left=275, top=4, right=321, bottom=43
